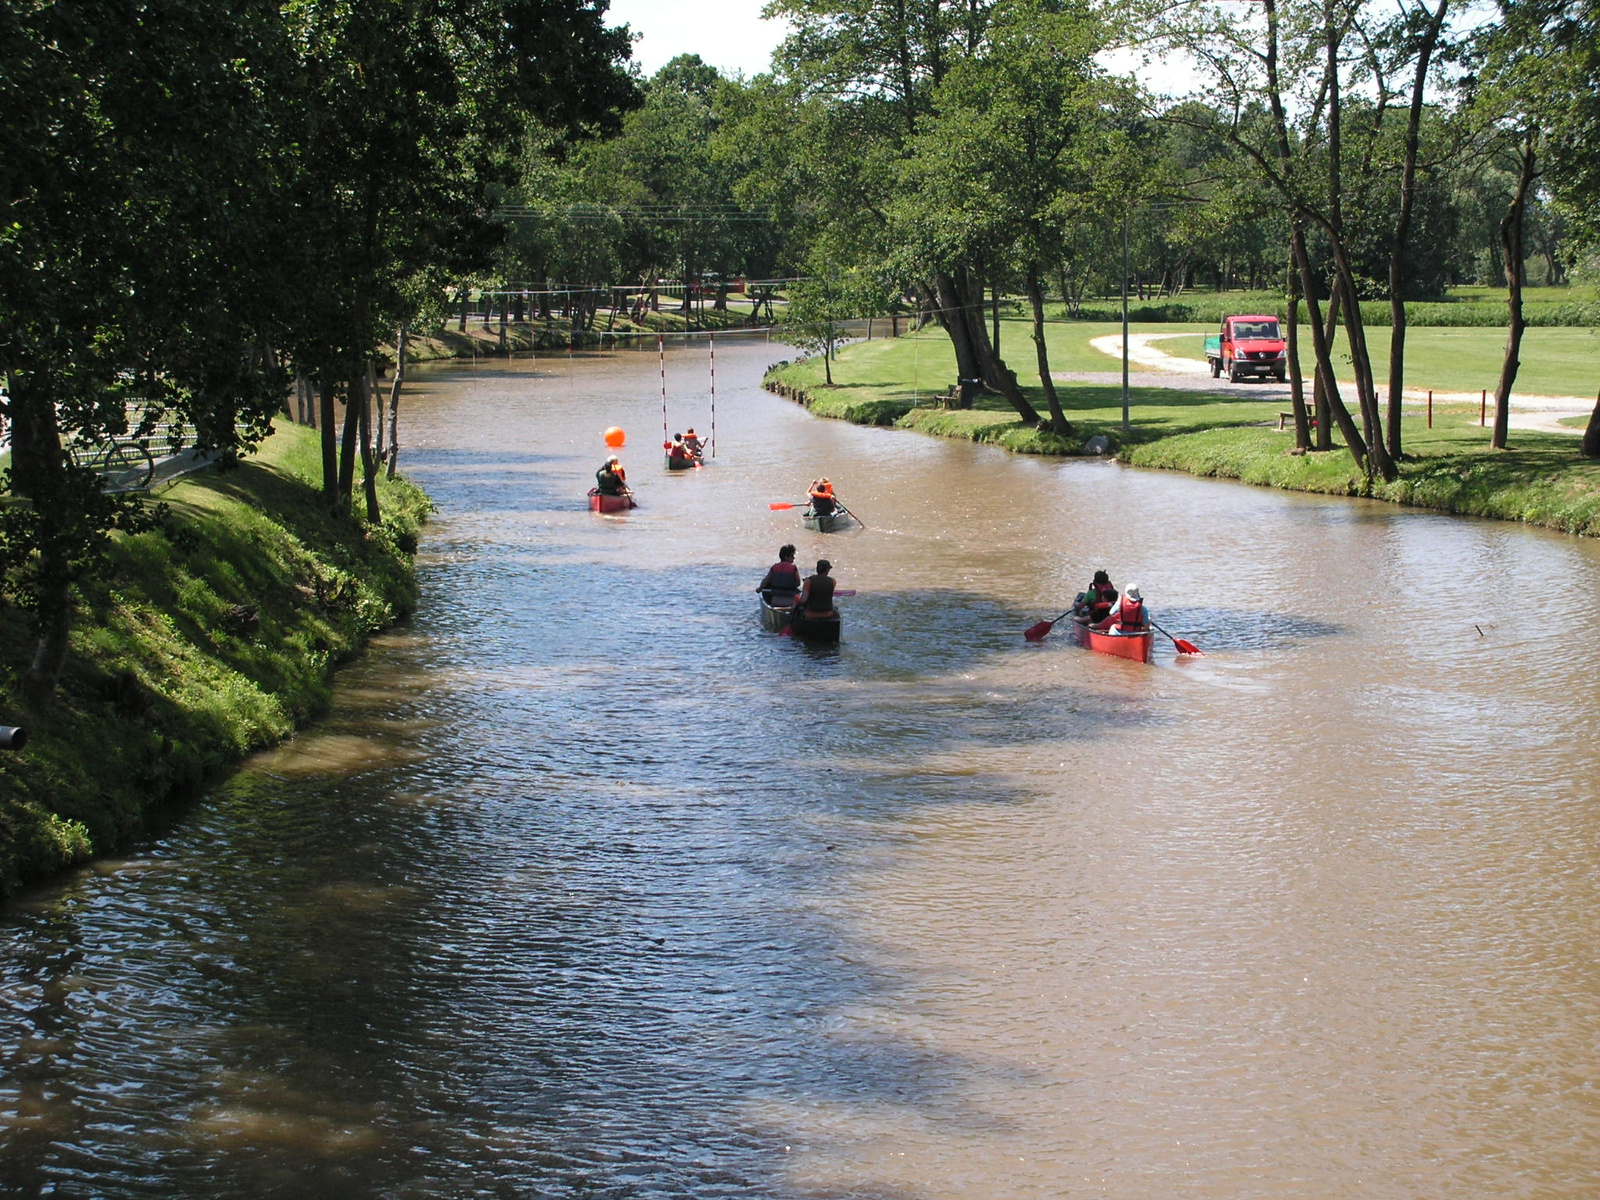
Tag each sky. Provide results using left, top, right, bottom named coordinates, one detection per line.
left=605, top=0, right=791, bottom=79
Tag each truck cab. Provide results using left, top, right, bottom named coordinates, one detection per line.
left=1203, top=315, right=1288, bottom=383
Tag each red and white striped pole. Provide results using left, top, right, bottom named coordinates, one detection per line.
left=709, top=332, right=716, bottom=458
left=659, top=333, right=668, bottom=447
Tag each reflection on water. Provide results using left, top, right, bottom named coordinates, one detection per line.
left=5, top=341, right=1600, bottom=1198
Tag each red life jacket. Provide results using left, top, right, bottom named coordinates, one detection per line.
left=1117, top=598, right=1145, bottom=631
left=1089, top=582, right=1116, bottom=617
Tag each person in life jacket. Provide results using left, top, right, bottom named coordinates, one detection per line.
left=665, top=433, right=695, bottom=463
left=797, top=559, right=838, bottom=617
left=596, top=455, right=629, bottom=495
left=1074, top=569, right=1118, bottom=623
left=1095, top=583, right=1147, bottom=632
left=755, top=543, right=801, bottom=606
left=808, top=477, right=837, bottom=516
left=682, top=428, right=705, bottom=459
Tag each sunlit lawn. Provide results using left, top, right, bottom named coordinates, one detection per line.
left=1144, top=324, right=1600, bottom=398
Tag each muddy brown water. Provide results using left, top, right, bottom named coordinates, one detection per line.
left=5, top=337, right=1600, bottom=1198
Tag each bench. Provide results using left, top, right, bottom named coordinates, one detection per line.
left=1278, top=411, right=1319, bottom=430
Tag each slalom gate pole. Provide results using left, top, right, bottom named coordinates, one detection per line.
left=709, top=332, right=716, bottom=457
left=660, top=334, right=668, bottom=446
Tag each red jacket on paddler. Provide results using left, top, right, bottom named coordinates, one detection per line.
left=1112, top=587, right=1146, bottom=632
left=809, top=478, right=836, bottom=515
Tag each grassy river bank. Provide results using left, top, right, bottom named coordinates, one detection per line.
left=765, top=318, right=1600, bottom=538
left=0, top=423, right=430, bottom=893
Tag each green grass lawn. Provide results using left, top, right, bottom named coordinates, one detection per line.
left=1144, top=324, right=1599, bottom=398
left=770, top=320, right=1600, bottom=537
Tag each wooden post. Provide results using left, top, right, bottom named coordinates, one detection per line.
left=1427, top=390, right=1433, bottom=429
left=1481, top=388, right=1487, bottom=426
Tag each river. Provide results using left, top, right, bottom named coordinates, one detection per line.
left=4, top=336, right=1600, bottom=1198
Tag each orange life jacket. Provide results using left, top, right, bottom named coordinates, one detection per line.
left=1117, top=598, right=1145, bottom=631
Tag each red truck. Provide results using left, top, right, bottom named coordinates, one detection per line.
left=1204, top=315, right=1288, bottom=383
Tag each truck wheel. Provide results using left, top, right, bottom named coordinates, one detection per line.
left=1210, top=358, right=1221, bottom=378
left=1273, top=369, right=1286, bottom=383
left=1227, top=363, right=1240, bottom=383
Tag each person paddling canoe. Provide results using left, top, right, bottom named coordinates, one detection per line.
left=1093, top=583, right=1148, bottom=633
left=596, top=455, right=630, bottom=496
left=796, top=559, right=838, bottom=618
left=756, top=544, right=801, bottom=607
left=807, top=478, right=837, bottom=516
left=1073, top=569, right=1118, bottom=624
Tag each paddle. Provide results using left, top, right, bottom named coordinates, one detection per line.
left=768, top=501, right=807, bottom=510
left=1023, top=609, right=1077, bottom=642
left=1152, top=620, right=1204, bottom=656
left=834, top=501, right=866, bottom=530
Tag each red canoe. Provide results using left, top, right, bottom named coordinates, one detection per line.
left=588, top=488, right=637, bottom=513
left=1069, top=618, right=1154, bottom=663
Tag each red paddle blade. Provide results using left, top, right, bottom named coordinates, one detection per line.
left=768, top=502, right=801, bottom=510
left=1023, top=620, right=1055, bottom=642
left=1174, top=638, right=1204, bottom=655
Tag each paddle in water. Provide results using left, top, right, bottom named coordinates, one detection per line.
left=768, top=502, right=808, bottom=510
left=1023, top=609, right=1077, bottom=642
left=1152, top=620, right=1204, bottom=656
left=834, top=502, right=866, bottom=530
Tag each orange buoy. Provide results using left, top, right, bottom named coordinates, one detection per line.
left=603, top=426, right=626, bottom=448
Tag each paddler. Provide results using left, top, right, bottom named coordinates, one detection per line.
left=755, top=544, right=801, bottom=606
left=682, top=428, right=705, bottom=459
left=807, top=477, right=837, bottom=516
left=1093, top=583, right=1147, bottom=633
left=796, top=559, right=838, bottom=618
left=664, top=434, right=695, bottom=464
left=1074, top=569, right=1118, bottom=624
left=596, top=455, right=629, bottom=496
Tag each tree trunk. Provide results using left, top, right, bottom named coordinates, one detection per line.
left=336, top=370, right=362, bottom=513
left=371, top=358, right=385, bottom=461
left=1025, top=263, right=1070, bottom=435
left=1581, top=392, right=1600, bottom=458
left=1293, top=227, right=1367, bottom=466
left=7, top=371, right=74, bottom=703
left=319, top=373, right=338, bottom=503
left=991, top=281, right=1001, bottom=356
left=1493, top=131, right=1537, bottom=451
left=387, top=327, right=406, bottom=478
left=358, top=370, right=381, bottom=524
left=1286, top=251, right=1311, bottom=450
left=933, top=268, right=1040, bottom=423
left=1387, top=0, right=1451, bottom=464
left=458, top=287, right=469, bottom=331
left=1330, top=248, right=1396, bottom=479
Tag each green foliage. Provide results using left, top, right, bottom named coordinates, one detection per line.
left=0, top=424, right=429, bottom=893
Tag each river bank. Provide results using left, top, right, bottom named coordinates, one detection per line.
left=765, top=323, right=1600, bottom=538
left=0, top=423, right=430, bottom=894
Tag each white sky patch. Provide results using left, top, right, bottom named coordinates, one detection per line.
left=606, top=0, right=792, bottom=80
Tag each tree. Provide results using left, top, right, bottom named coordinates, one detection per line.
left=900, top=1, right=1133, bottom=433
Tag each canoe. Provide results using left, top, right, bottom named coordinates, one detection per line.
left=588, top=488, right=636, bottom=513
left=802, top=508, right=850, bottom=533
left=664, top=455, right=699, bottom=471
left=787, top=606, right=841, bottom=643
left=1069, top=618, right=1153, bottom=663
left=758, top=593, right=795, bottom=632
